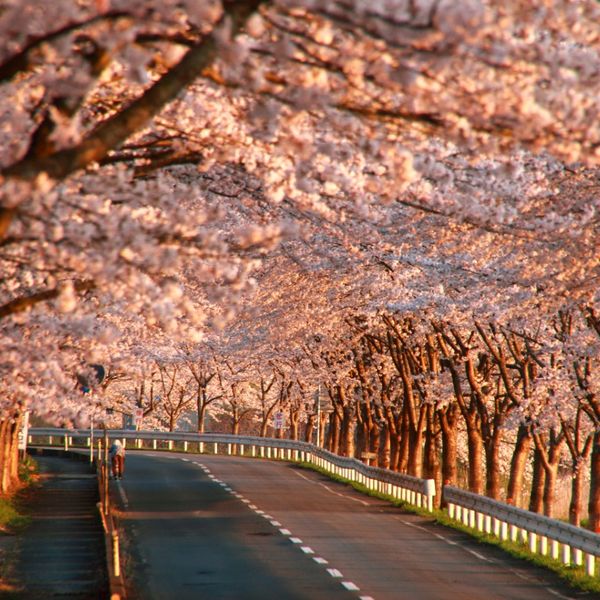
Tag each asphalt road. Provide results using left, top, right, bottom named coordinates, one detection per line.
left=113, top=452, right=598, bottom=600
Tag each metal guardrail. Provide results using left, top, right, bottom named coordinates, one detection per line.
left=28, top=428, right=600, bottom=577
left=444, top=486, right=600, bottom=576
left=28, top=428, right=436, bottom=511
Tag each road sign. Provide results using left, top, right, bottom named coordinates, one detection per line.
left=273, top=411, right=285, bottom=430
left=18, top=411, right=30, bottom=451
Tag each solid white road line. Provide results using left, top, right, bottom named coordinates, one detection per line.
left=293, top=470, right=370, bottom=506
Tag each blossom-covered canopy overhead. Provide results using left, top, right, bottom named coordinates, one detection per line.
left=0, top=0, right=599, bottom=426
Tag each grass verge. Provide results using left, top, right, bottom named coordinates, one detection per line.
left=296, top=461, right=600, bottom=594
left=0, top=456, right=38, bottom=533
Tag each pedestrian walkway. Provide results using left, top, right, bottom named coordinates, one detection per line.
left=1, top=450, right=108, bottom=599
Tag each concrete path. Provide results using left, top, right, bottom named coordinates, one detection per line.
left=1, top=451, right=108, bottom=599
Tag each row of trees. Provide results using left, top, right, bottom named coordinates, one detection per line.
left=113, top=303, right=599, bottom=528
left=1, top=0, right=599, bottom=536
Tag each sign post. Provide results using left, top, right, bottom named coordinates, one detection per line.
left=17, top=411, right=30, bottom=458
left=273, top=411, right=285, bottom=430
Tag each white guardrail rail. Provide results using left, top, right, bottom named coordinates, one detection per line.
left=28, top=428, right=600, bottom=576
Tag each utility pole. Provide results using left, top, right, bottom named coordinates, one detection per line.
left=316, top=384, right=321, bottom=447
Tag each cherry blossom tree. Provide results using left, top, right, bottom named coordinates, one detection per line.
left=1, top=0, right=599, bottom=527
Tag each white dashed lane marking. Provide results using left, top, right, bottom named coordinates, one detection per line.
left=194, top=460, right=373, bottom=598
left=341, top=581, right=360, bottom=591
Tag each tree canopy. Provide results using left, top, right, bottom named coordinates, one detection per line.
left=1, top=0, right=599, bottom=512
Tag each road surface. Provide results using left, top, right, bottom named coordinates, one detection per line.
left=112, top=452, right=597, bottom=600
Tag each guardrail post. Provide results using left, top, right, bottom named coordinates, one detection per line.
left=448, top=503, right=456, bottom=519
left=551, top=539, right=560, bottom=560
left=493, top=517, right=501, bottom=537
left=251, top=445, right=256, bottom=457
left=184, top=441, right=188, bottom=452
left=476, top=512, right=484, bottom=531
left=153, top=439, right=157, bottom=450
left=64, top=435, right=69, bottom=451
left=574, top=548, right=583, bottom=566
left=529, top=532, right=537, bottom=554
left=199, top=441, right=204, bottom=453
left=539, top=535, right=548, bottom=555
left=520, top=528, right=528, bottom=544
left=227, top=443, right=232, bottom=455
left=586, top=554, right=595, bottom=576
left=500, top=521, right=508, bottom=541
left=168, top=440, right=173, bottom=451
left=562, top=544, right=571, bottom=565
left=240, top=444, right=245, bottom=456
left=213, top=442, right=218, bottom=454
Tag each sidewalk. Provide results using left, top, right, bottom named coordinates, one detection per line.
left=0, top=449, right=108, bottom=599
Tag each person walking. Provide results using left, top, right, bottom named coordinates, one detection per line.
left=109, top=439, right=126, bottom=479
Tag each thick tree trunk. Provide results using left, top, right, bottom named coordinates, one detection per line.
left=438, top=407, right=458, bottom=487
left=407, top=426, right=424, bottom=478
left=260, top=419, right=269, bottom=438
left=327, top=410, right=341, bottom=454
left=423, top=405, right=437, bottom=480
left=506, top=424, right=531, bottom=507
left=398, top=411, right=410, bottom=473
left=570, top=462, right=585, bottom=526
left=340, top=404, right=356, bottom=457
left=305, top=413, right=316, bottom=443
left=588, top=432, right=600, bottom=532
left=467, top=426, right=484, bottom=495
left=380, top=423, right=391, bottom=469
left=529, top=446, right=546, bottom=513
left=289, top=410, right=299, bottom=441
left=485, top=432, right=502, bottom=500
left=0, top=417, right=20, bottom=495
left=0, top=419, right=8, bottom=494
left=197, top=402, right=207, bottom=433
left=542, top=462, right=559, bottom=518
left=370, top=422, right=381, bottom=467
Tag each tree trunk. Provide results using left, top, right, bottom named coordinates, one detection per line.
left=0, top=419, right=8, bottom=494
left=570, top=462, right=585, bottom=526
left=588, top=431, right=600, bottom=532
left=327, top=410, right=341, bottom=454
left=484, top=432, right=502, bottom=500
left=529, top=446, right=545, bottom=513
left=380, top=423, right=391, bottom=469
left=197, top=402, right=207, bottom=433
left=506, top=424, right=531, bottom=507
left=341, top=404, right=355, bottom=458
left=398, top=410, right=410, bottom=473
left=438, top=406, right=458, bottom=487
left=423, top=405, right=437, bottom=480
left=467, top=426, right=484, bottom=495
left=289, top=409, right=299, bottom=441
left=407, top=425, right=424, bottom=478
left=1, top=417, right=19, bottom=495
left=305, top=413, right=316, bottom=443
left=542, top=461, right=559, bottom=518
